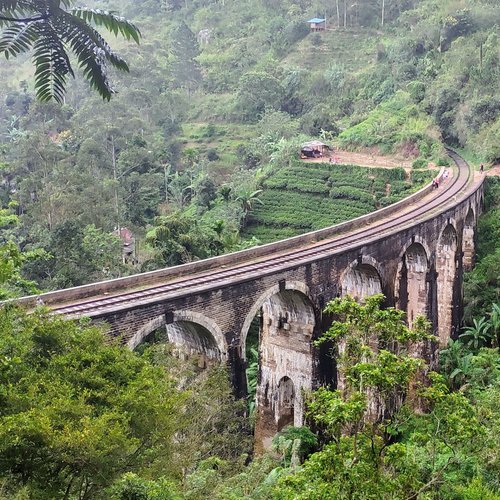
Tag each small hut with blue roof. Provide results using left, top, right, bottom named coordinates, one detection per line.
left=307, top=17, right=326, bottom=32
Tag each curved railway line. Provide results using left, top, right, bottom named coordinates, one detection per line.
left=42, top=150, right=474, bottom=318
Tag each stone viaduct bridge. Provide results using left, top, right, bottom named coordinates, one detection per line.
left=17, top=151, right=484, bottom=450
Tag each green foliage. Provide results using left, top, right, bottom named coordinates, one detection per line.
left=237, top=72, right=284, bottom=121
left=246, top=346, right=258, bottom=417
left=0, top=203, right=40, bottom=298
left=464, top=178, right=500, bottom=323
left=0, top=307, right=181, bottom=499
left=339, top=91, right=443, bottom=161
left=460, top=317, right=493, bottom=351
left=108, top=473, right=179, bottom=500
left=142, top=346, right=252, bottom=477
left=244, top=163, right=432, bottom=243
left=0, top=1, right=141, bottom=102
left=144, top=212, right=222, bottom=268
left=271, top=426, right=318, bottom=466
left=0, top=241, right=40, bottom=299
left=0, top=310, right=254, bottom=498
left=22, top=221, right=124, bottom=289
left=268, top=295, right=498, bottom=500
left=319, top=294, right=434, bottom=395
left=169, top=21, right=201, bottom=94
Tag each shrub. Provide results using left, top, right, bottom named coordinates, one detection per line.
left=412, top=157, right=428, bottom=169
left=310, top=33, right=322, bottom=46
left=206, top=148, right=220, bottom=161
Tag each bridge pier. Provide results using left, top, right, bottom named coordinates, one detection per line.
left=436, top=224, right=459, bottom=346
left=253, top=289, right=316, bottom=453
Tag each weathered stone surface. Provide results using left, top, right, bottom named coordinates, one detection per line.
left=22, top=175, right=482, bottom=450
left=254, top=290, right=315, bottom=452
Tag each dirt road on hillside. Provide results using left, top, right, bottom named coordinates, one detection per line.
left=302, top=150, right=440, bottom=170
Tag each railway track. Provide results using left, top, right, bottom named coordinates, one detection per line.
left=49, top=150, right=473, bottom=318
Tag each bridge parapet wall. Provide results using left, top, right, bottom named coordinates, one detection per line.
left=14, top=169, right=445, bottom=309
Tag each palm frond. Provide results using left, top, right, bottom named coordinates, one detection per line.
left=0, top=21, right=39, bottom=58
left=1, top=1, right=138, bottom=101
left=58, top=10, right=127, bottom=100
left=0, top=1, right=39, bottom=26
left=32, top=21, right=73, bottom=102
left=0, top=0, right=35, bottom=13
left=71, top=7, right=141, bottom=44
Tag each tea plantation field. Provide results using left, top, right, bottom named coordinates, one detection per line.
left=243, top=163, right=434, bottom=243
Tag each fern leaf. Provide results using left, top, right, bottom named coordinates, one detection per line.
left=0, top=21, right=39, bottom=58
left=71, top=7, right=141, bottom=44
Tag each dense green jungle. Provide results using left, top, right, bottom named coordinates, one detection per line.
left=0, top=0, right=499, bottom=498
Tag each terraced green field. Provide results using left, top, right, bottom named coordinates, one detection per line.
left=243, top=163, right=434, bottom=243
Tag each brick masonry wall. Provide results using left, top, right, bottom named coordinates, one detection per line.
left=85, top=185, right=483, bottom=403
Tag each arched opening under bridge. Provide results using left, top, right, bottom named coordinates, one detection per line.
left=242, top=285, right=315, bottom=452
left=436, top=224, right=458, bottom=345
left=128, top=313, right=224, bottom=369
left=397, top=242, right=429, bottom=329
left=166, top=320, right=222, bottom=367
left=276, top=376, right=295, bottom=431
left=341, top=263, right=382, bottom=301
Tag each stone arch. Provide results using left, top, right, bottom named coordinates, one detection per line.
left=240, top=280, right=312, bottom=360
left=340, top=259, right=383, bottom=301
left=172, top=310, right=227, bottom=359
left=436, top=224, right=458, bottom=345
left=396, top=241, right=429, bottom=328
left=276, top=376, right=295, bottom=431
left=249, top=282, right=316, bottom=452
left=127, top=315, right=166, bottom=350
left=166, top=321, right=222, bottom=366
left=463, top=208, right=475, bottom=271
left=395, top=236, right=432, bottom=265
left=127, top=310, right=226, bottom=364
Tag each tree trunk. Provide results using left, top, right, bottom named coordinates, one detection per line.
left=164, top=164, right=170, bottom=203
left=343, top=0, right=347, bottom=28
left=381, top=0, right=386, bottom=27
left=110, top=135, right=120, bottom=230
left=336, top=0, right=340, bottom=28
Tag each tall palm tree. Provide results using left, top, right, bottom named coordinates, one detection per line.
left=0, top=0, right=140, bottom=102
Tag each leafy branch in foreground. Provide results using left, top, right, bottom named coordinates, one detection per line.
left=0, top=0, right=141, bottom=102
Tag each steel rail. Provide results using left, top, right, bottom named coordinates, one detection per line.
left=49, top=151, right=473, bottom=317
